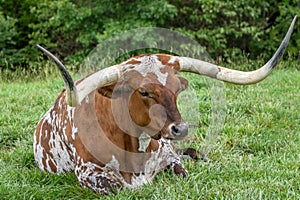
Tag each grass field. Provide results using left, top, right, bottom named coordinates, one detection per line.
left=0, top=62, right=299, bottom=199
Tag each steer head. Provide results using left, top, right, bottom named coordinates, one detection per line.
left=98, top=64, right=189, bottom=140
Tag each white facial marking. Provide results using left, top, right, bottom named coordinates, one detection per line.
left=125, top=55, right=168, bottom=85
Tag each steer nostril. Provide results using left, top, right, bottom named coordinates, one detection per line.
left=171, top=124, right=188, bottom=137
left=171, top=125, right=180, bottom=135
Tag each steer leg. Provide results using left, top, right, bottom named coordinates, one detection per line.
left=164, top=158, right=188, bottom=178
left=160, top=139, right=188, bottom=178
left=74, top=159, right=122, bottom=195
left=176, top=148, right=210, bottom=162
left=171, top=162, right=188, bottom=178
left=165, top=147, right=210, bottom=178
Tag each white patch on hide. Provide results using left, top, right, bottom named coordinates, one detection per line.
left=34, top=143, right=45, bottom=171
left=105, top=155, right=120, bottom=170
left=67, top=106, right=78, bottom=141
left=71, top=125, right=78, bottom=141
left=48, top=127, right=74, bottom=172
left=168, top=56, right=178, bottom=64
left=138, top=132, right=151, bottom=152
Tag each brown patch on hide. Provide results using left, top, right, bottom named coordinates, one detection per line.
left=125, top=59, right=142, bottom=65
left=157, top=54, right=180, bottom=71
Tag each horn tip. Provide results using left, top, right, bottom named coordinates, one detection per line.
left=36, top=44, right=44, bottom=51
left=292, top=15, right=297, bottom=26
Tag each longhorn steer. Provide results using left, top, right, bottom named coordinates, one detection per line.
left=34, top=17, right=296, bottom=195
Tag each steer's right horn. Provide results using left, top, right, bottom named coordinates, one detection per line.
left=178, top=16, right=297, bottom=84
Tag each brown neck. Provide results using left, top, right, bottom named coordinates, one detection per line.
left=95, top=91, right=145, bottom=152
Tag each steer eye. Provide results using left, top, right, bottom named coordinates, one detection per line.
left=140, top=91, right=149, bottom=97
left=138, top=88, right=152, bottom=98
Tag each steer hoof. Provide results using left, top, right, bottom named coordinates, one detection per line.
left=173, top=163, right=188, bottom=178
left=165, top=163, right=187, bottom=178
left=176, top=148, right=210, bottom=162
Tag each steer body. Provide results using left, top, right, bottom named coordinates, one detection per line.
left=34, top=54, right=189, bottom=194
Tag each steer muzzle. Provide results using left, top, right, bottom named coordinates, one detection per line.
left=167, top=123, right=188, bottom=140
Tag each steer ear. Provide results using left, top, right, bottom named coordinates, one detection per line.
left=97, top=81, right=133, bottom=98
left=97, top=82, right=117, bottom=98
left=178, top=76, right=188, bottom=92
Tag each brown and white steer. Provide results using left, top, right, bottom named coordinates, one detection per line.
left=34, top=17, right=296, bottom=195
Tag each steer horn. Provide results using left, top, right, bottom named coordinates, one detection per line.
left=37, top=45, right=124, bottom=107
left=37, top=16, right=296, bottom=106
left=178, top=16, right=297, bottom=84
left=37, top=45, right=79, bottom=106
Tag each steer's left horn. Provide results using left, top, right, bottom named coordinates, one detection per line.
left=37, top=44, right=79, bottom=106
left=179, top=16, right=297, bottom=84
left=37, top=45, right=125, bottom=107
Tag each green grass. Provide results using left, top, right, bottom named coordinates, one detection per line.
left=0, top=62, right=299, bottom=199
